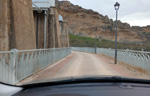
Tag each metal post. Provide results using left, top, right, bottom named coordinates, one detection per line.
left=44, top=10, right=47, bottom=49
left=94, top=27, right=97, bottom=54
left=10, top=49, right=18, bottom=84
left=95, top=31, right=97, bottom=54
left=115, top=10, right=118, bottom=64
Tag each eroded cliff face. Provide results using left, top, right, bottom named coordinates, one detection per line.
left=58, top=1, right=150, bottom=43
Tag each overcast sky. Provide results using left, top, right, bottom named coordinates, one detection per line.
left=66, top=0, right=150, bottom=27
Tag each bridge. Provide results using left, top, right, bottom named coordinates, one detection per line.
left=1, top=47, right=150, bottom=85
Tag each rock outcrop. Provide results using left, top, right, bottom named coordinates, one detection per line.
left=58, top=1, right=150, bottom=43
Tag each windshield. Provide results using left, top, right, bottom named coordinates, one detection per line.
left=0, top=0, right=150, bottom=86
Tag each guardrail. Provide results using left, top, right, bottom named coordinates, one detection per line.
left=71, top=47, right=150, bottom=74
left=0, top=48, right=71, bottom=84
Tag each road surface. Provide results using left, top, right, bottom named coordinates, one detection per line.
left=18, top=51, right=150, bottom=85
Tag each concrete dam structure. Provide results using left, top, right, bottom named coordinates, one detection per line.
left=0, top=0, right=70, bottom=51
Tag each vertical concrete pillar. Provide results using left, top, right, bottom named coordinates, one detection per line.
left=64, top=22, right=70, bottom=47
left=49, top=8, right=56, bottom=48
left=0, top=0, right=10, bottom=51
left=9, top=0, right=36, bottom=50
left=59, top=21, right=70, bottom=48
left=44, top=10, right=47, bottom=49
left=54, top=8, right=61, bottom=48
left=59, top=21, right=64, bottom=47
left=48, top=7, right=70, bottom=48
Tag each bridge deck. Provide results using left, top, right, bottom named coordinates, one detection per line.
left=18, top=51, right=150, bottom=85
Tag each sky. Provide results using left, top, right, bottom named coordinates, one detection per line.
left=66, top=0, right=150, bottom=27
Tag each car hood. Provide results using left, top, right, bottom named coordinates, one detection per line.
left=20, top=75, right=150, bottom=88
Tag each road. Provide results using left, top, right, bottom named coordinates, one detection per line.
left=18, top=51, right=150, bottom=85
left=53, top=52, right=118, bottom=78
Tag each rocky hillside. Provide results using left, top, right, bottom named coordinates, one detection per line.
left=57, top=1, right=150, bottom=43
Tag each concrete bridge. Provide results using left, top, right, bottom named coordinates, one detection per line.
left=18, top=48, right=150, bottom=85
left=1, top=0, right=150, bottom=85
left=1, top=47, right=150, bottom=85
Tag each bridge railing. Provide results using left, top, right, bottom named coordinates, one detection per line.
left=71, top=47, right=95, bottom=53
left=0, top=48, right=71, bottom=84
left=71, top=47, right=150, bottom=74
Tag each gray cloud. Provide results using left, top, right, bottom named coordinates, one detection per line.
left=68, top=0, right=150, bottom=26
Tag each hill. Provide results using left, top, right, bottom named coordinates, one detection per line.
left=57, top=1, right=150, bottom=43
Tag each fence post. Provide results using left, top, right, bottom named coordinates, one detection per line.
left=10, top=49, right=18, bottom=84
left=53, top=48, right=56, bottom=63
left=86, top=47, right=87, bottom=52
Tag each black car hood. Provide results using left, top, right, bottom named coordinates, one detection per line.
left=20, top=76, right=150, bottom=89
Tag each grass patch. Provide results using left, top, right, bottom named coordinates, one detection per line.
left=69, top=34, right=150, bottom=51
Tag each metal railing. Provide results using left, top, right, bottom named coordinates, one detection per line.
left=71, top=47, right=95, bottom=53
left=0, top=48, right=71, bottom=84
left=71, top=47, right=150, bottom=74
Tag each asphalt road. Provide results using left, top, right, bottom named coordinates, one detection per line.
left=53, top=52, right=118, bottom=79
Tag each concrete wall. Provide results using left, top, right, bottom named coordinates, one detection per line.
left=0, top=0, right=36, bottom=51
left=10, top=0, right=36, bottom=50
left=0, top=0, right=10, bottom=51
left=0, top=0, right=69, bottom=51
